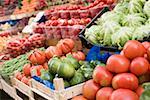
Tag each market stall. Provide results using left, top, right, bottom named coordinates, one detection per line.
left=0, top=0, right=150, bottom=100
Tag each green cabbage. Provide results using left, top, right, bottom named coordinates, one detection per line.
left=128, top=0, right=146, bottom=13
left=96, top=11, right=123, bottom=25
left=114, top=2, right=129, bottom=14
left=121, top=13, right=146, bottom=27
left=111, top=27, right=135, bottom=49
left=132, top=25, right=150, bottom=40
left=144, top=0, right=150, bottom=17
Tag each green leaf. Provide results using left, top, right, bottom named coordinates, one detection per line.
left=140, top=89, right=150, bottom=100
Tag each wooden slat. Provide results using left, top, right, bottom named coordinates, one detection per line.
left=12, top=77, right=34, bottom=100
left=31, top=78, right=85, bottom=100
left=0, top=78, right=17, bottom=99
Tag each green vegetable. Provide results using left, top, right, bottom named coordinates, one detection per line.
left=140, top=82, right=150, bottom=100
left=80, top=62, right=94, bottom=80
left=85, top=25, right=102, bottom=44
left=111, top=27, right=134, bottom=49
left=69, top=70, right=85, bottom=86
left=140, top=90, right=150, bottom=100
left=96, top=11, right=123, bottom=24
left=64, top=54, right=80, bottom=70
left=132, top=25, right=150, bottom=40
left=143, top=0, right=150, bottom=17
left=40, top=69, right=54, bottom=82
left=57, top=61, right=75, bottom=79
left=90, top=60, right=105, bottom=67
left=121, top=13, right=146, bottom=27
left=64, top=80, right=70, bottom=88
left=101, top=21, right=121, bottom=46
left=128, top=0, right=146, bottom=13
left=48, top=57, right=62, bottom=75
left=114, top=2, right=129, bottom=14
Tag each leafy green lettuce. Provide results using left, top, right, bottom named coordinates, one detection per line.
left=114, top=2, right=129, bottom=14
left=96, top=11, right=123, bottom=25
left=84, top=25, right=102, bottom=44
left=101, top=21, right=121, bottom=46
left=143, top=0, right=150, bottom=17
left=111, top=27, right=134, bottom=49
left=132, top=24, right=150, bottom=40
left=128, top=0, right=146, bottom=13
left=121, top=13, right=146, bottom=27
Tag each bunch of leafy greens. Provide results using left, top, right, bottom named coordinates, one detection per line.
left=143, top=0, right=150, bottom=17
left=121, top=13, right=147, bottom=27
left=128, top=0, right=146, bottom=13
left=132, top=24, right=150, bottom=40
left=111, top=27, right=134, bottom=49
left=100, top=21, right=121, bottom=46
left=85, top=25, right=102, bottom=44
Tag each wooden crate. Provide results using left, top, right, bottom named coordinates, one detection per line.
left=31, top=78, right=84, bottom=100
left=11, top=77, right=35, bottom=100
left=0, top=78, right=17, bottom=99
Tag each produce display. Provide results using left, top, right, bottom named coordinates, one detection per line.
left=6, top=34, right=46, bottom=57
left=34, top=18, right=91, bottom=39
left=0, top=0, right=17, bottom=17
left=79, top=40, right=150, bottom=100
left=84, top=0, right=150, bottom=49
left=1, top=0, right=150, bottom=100
left=12, top=39, right=105, bottom=88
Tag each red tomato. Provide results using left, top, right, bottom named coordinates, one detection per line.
left=106, top=54, right=130, bottom=73
left=147, top=47, right=150, bottom=61
left=130, top=57, right=149, bottom=76
left=43, top=62, right=48, bottom=70
left=45, top=46, right=62, bottom=60
left=123, top=40, right=146, bottom=59
left=112, top=73, right=139, bottom=90
left=30, top=65, right=43, bottom=76
left=96, top=87, right=113, bottom=100
left=83, top=79, right=100, bottom=100
left=15, top=72, right=23, bottom=81
left=142, top=41, right=150, bottom=50
left=110, top=89, right=139, bottom=100
left=21, top=76, right=29, bottom=85
left=28, top=49, right=46, bottom=65
left=120, top=51, right=124, bottom=56
left=72, top=51, right=85, bottom=61
left=71, top=95, right=87, bottom=100
left=93, top=67, right=113, bottom=86
left=23, top=64, right=32, bottom=76
left=136, top=86, right=144, bottom=97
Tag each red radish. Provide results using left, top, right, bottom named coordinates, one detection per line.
left=106, top=54, right=130, bottom=73
left=110, top=89, right=138, bottom=100
left=96, top=87, right=113, bottom=100
left=93, top=66, right=113, bottom=86
left=130, top=57, right=149, bottom=76
left=112, top=73, right=139, bottom=90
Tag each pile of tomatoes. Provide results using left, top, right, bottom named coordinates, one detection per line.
left=72, top=40, right=150, bottom=100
